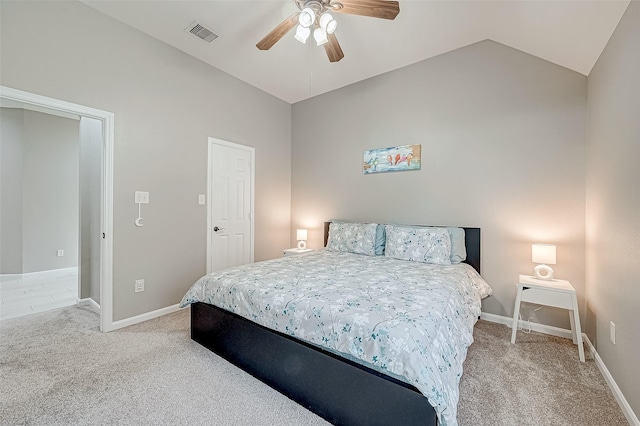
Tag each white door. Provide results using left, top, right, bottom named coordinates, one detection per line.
left=207, top=138, right=254, bottom=273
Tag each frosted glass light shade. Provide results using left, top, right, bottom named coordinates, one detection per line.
left=294, top=25, right=310, bottom=43
left=299, top=8, right=316, bottom=28
left=326, top=19, right=337, bottom=34
left=319, top=13, right=337, bottom=34
left=532, top=244, right=556, bottom=264
left=314, top=28, right=328, bottom=45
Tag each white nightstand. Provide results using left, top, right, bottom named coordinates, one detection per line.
left=283, top=248, right=314, bottom=257
left=510, top=275, right=585, bottom=362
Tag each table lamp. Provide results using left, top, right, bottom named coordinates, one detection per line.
left=297, top=229, right=308, bottom=249
left=532, top=243, right=556, bottom=280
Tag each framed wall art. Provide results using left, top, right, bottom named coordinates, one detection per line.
left=363, top=144, right=421, bottom=174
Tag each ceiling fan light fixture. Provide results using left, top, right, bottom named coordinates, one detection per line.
left=319, top=13, right=337, bottom=34
left=257, top=0, right=398, bottom=62
left=299, top=7, right=316, bottom=28
left=313, top=27, right=328, bottom=46
left=294, top=25, right=311, bottom=43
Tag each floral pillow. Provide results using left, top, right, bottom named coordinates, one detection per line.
left=384, top=225, right=452, bottom=265
left=326, top=222, right=378, bottom=256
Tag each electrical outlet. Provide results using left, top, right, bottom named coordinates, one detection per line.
left=135, top=279, right=145, bottom=293
left=57, top=249, right=64, bottom=257
left=134, top=191, right=149, bottom=204
left=610, top=321, right=616, bottom=344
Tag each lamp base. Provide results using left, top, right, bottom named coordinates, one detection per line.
left=297, top=240, right=307, bottom=250
left=533, top=264, right=554, bottom=280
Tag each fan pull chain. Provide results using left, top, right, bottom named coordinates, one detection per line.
left=308, top=36, right=313, bottom=98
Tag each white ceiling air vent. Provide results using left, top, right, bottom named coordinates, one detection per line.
left=185, top=21, right=218, bottom=43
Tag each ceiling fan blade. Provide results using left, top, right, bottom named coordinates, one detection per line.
left=256, top=12, right=300, bottom=50
left=331, top=0, right=399, bottom=20
left=324, top=33, right=344, bottom=63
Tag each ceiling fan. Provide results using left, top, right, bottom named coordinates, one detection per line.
left=256, top=0, right=400, bottom=63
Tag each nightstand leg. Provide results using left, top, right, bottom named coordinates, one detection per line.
left=569, top=311, right=577, bottom=344
left=511, top=287, right=523, bottom=344
left=572, top=294, right=585, bottom=362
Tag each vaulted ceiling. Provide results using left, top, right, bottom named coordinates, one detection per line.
left=82, top=1, right=630, bottom=104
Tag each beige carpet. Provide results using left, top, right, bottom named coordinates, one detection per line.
left=0, top=306, right=629, bottom=425
left=459, top=321, right=628, bottom=426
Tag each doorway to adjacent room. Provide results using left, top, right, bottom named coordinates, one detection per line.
left=0, top=86, right=114, bottom=331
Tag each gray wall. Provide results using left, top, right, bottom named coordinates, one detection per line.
left=291, top=40, right=588, bottom=328
left=22, top=110, right=80, bottom=273
left=0, top=1, right=291, bottom=321
left=586, top=1, right=640, bottom=416
left=79, top=117, right=102, bottom=303
left=0, top=108, right=80, bottom=274
left=0, top=108, right=24, bottom=273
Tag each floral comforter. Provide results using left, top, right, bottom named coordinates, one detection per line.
left=180, top=250, right=491, bottom=426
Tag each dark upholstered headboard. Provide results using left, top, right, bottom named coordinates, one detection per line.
left=323, top=222, right=481, bottom=274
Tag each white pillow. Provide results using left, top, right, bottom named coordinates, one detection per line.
left=447, top=227, right=467, bottom=264
left=384, top=225, right=452, bottom=265
left=326, top=222, right=378, bottom=256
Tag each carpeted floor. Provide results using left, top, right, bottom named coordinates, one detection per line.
left=459, top=321, right=628, bottom=426
left=0, top=306, right=629, bottom=426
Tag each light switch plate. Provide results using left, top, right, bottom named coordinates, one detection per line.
left=198, top=194, right=206, bottom=205
left=610, top=321, right=616, bottom=344
left=135, top=191, right=149, bottom=204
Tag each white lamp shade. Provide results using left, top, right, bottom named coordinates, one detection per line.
left=314, top=28, right=328, bottom=45
left=296, top=229, right=308, bottom=241
left=319, top=13, right=337, bottom=34
left=294, top=25, right=310, bottom=43
left=532, top=244, right=556, bottom=265
left=299, top=8, right=316, bottom=28
left=326, top=19, right=337, bottom=34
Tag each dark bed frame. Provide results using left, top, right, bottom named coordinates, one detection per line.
left=191, top=224, right=481, bottom=426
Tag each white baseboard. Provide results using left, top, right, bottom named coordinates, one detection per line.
left=110, top=303, right=185, bottom=331
left=481, top=311, right=639, bottom=425
left=582, top=335, right=640, bottom=426
left=1, top=267, right=78, bottom=278
left=479, top=311, right=573, bottom=340
left=77, top=297, right=101, bottom=314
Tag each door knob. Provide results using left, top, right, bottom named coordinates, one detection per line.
left=213, top=226, right=224, bottom=232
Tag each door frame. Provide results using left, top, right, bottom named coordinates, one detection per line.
left=206, top=137, right=255, bottom=274
left=0, top=86, right=115, bottom=332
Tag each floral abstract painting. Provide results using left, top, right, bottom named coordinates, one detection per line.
left=363, top=144, right=421, bottom=174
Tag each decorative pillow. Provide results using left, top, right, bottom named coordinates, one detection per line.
left=447, top=227, right=467, bottom=264
left=384, top=225, right=452, bottom=265
left=383, top=224, right=466, bottom=263
left=326, top=222, right=378, bottom=256
left=375, top=224, right=386, bottom=255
